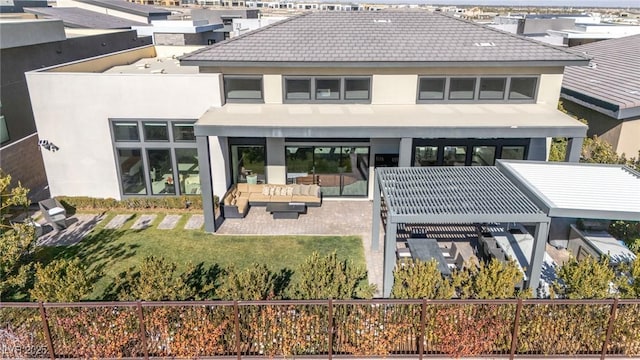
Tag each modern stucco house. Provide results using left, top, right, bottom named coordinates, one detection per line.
left=26, top=11, right=590, bottom=232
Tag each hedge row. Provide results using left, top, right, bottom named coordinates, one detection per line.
left=55, top=195, right=219, bottom=212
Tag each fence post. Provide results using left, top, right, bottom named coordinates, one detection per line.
left=601, top=298, right=619, bottom=360
left=419, top=299, right=426, bottom=360
left=38, top=302, right=55, bottom=360
left=136, top=301, right=149, bottom=360
left=509, top=299, right=523, bottom=360
left=234, top=301, right=241, bottom=360
left=328, top=299, right=333, bottom=360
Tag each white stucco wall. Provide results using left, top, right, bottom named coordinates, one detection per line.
left=57, top=0, right=150, bottom=23
left=26, top=72, right=222, bottom=199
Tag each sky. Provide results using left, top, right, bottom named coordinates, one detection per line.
left=367, top=0, right=640, bottom=8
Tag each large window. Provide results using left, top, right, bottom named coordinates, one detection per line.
left=283, top=76, right=371, bottom=103
left=223, top=76, right=263, bottom=102
left=413, top=139, right=528, bottom=166
left=111, top=120, right=200, bottom=196
left=0, top=114, right=9, bottom=145
left=231, top=144, right=266, bottom=184
left=418, top=76, right=538, bottom=103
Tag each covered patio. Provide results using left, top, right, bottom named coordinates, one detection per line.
left=373, top=162, right=640, bottom=298
left=372, top=166, right=551, bottom=297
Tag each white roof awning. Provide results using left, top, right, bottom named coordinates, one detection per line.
left=497, top=160, right=640, bottom=221
left=195, top=103, right=588, bottom=139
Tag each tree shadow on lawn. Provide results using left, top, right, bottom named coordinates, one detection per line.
left=34, top=228, right=141, bottom=298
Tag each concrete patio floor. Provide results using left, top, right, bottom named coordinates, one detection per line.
left=216, top=200, right=385, bottom=296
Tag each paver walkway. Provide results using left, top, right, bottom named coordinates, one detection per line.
left=185, top=214, right=204, bottom=229
left=158, top=214, right=181, bottom=230
left=37, top=214, right=106, bottom=247
left=216, top=200, right=384, bottom=296
left=131, top=214, right=156, bottom=230
left=105, top=214, right=133, bottom=229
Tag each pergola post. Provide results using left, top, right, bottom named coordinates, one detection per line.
left=564, top=137, right=584, bottom=162
left=383, top=222, right=397, bottom=298
left=372, top=172, right=382, bottom=251
left=197, top=135, right=216, bottom=233
left=526, top=221, right=550, bottom=294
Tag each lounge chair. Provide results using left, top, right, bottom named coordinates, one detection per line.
left=39, top=198, right=67, bottom=230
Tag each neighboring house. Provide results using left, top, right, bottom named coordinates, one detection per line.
left=23, top=7, right=149, bottom=28
left=26, top=11, right=589, bottom=231
left=0, top=18, right=152, bottom=200
left=132, top=19, right=222, bottom=45
left=560, top=34, right=640, bottom=158
left=56, top=0, right=171, bottom=24
left=190, top=9, right=260, bottom=41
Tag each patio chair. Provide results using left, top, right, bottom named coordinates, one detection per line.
left=38, top=198, right=67, bottom=230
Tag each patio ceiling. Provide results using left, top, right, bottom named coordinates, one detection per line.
left=377, top=166, right=549, bottom=224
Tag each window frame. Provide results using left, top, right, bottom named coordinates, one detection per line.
left=417, top=75, right=539, bottom=104
left=110, top=119, right=200, bottom=198
left=223, top=75, right=264, bottom=103
left=282, top=76, right=372, bottom=104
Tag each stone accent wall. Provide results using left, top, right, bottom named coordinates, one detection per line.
left=154, top=33, right=187, bottom=46
left=0, top=134, right=48, bottom=201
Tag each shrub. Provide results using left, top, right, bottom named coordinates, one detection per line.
left=391, top=259, right=454, bottom=299
left=56, top=195, right=216, bottom=212
left=30, top=259, right=94, bottom=302
left=615, top=258, right=640, bottom=298
left=553, top=256, right=615, bottom=299
left=217, top=263, right=286, bottom=300
left=112, top=256, right=193, bottom=301
left=452, top=258, right=525, bottom=299
left=290, top=252, right=373, bottom=300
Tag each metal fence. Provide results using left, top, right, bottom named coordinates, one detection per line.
left=1, top=299, right=639, bottom=359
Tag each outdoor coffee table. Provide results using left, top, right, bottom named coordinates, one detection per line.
left=266, top=202, right=307, bottom=219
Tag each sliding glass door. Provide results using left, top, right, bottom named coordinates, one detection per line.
left=285, top=145, right=369, bottom=197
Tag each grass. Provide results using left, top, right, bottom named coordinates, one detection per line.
left=33, top=212, right=366, bottom=300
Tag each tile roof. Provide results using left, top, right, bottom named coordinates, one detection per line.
left=180, top=11, right=589, bottom=66
left=24, top=7, right=147, bottom=29
left=74, top=0, right=170, bottom=17
left=561, top=34, right=640, bottom=114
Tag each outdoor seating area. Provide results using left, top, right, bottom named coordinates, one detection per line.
left=221, top=183, right=322, bottom=219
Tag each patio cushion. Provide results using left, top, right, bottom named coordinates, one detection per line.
left=309, top=185, right=320, bottom=196
left=48, top=207, right=65, bottom=216
left=291, top=195, right=320, bottom=204
left=236, top=183, right=249, bottom=192
left=223, top=196, right=233, bottom=206
left=286, top=186, right=294, bottom=196
left=249, top=193, right=271, bottom=202
left=236, top=198, right=249, bottom=213
left=262, top=186, right=270, bottom=196
left=292, top=185, right=301, bottom=196
left=271, top=195, right=292, bottom=202
left=299, top=185, right=311, bottom=196
left=247, top=184, right=263, bottom=194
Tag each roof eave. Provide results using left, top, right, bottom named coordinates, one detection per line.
left=179, top=59, right=590, bottom=68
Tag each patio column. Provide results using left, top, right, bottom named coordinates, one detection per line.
left=383, top=222, right=397, bottom=298
left=266, top=138, right=286, bottom=184
left=565, top=137, right=584, bottom=162
left=526, top=221, right=550, bottom=294
left=398, top=137, right=413, bottom=166
left=372, top=171, right=381, bottom=251
left=197, top=135, right=216, bottom=233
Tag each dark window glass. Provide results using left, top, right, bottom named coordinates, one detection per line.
left=147, top=149, right=175, bottom=195
left=113, top=122, right=139, bottom=142
left=1, top=114, right=9, bottom=144
left=176, top=148, right=200, bottom=195
left=472, top=146, right=496, bottom=166
left=285, top=79, right=311, bottom=100
left=414, top=146, right=438, bottom=166
left=443, top=146, right=467, bottom=166
left=224, top=77, right=262, bottom=100
left=419, top=78, right=446, bottom=100
left=345, top=78, right=370, bottom=100
left=479, top=78, right=506, bottom=100
left=143, top=122, right=169, bottom=141
left=449, top=78, right=476, bottom=100
left=501, top=146, right=526, bottom=160
left=172, top=123, right=195, bottom=141
left=315, top=79, right=340, bottom=100
left=509, top=78, right=537, bottom=100
left=117, top=148, right=146, bottom=195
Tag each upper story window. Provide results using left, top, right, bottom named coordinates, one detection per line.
left=417, top=76, right=538, bottom=103
left=283, top=76, right=371, bottom=103
left=223, top=75, right=263, bottom=103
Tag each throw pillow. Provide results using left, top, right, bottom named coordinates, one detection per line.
left=286, top=186, right=294, bottom=196
left=269, top=186, right=276, bottom=196
left=262, top=186, right=270, bottom=196
left=309, top=185, right=320, bottom=196
left=300, top=185, right=310, bottom=196
left=292, top=185, right=301, bottom=196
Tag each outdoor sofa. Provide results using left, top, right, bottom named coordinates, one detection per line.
left=222, top=183, right=322, bottom=218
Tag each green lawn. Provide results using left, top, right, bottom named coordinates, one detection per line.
left=35, top=213, right=365, bottom=300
